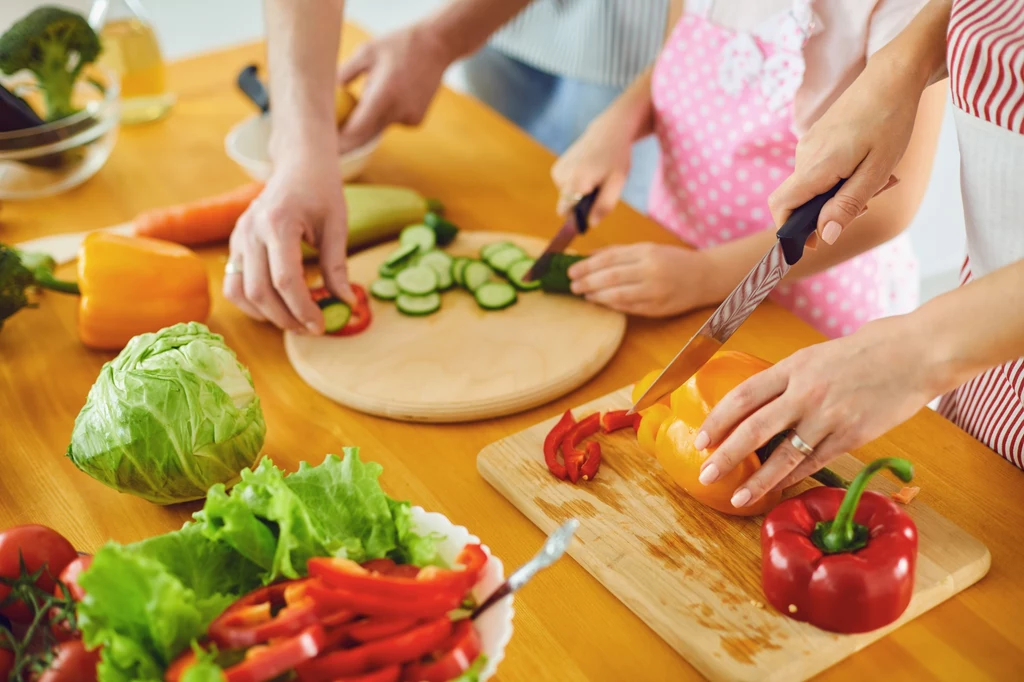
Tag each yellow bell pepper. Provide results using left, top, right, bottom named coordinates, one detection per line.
left=636, top=350, right=782, bottom=517
left=77, top=232, right=210, bottom=350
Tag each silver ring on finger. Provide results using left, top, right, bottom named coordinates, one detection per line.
left=788, top=431, right=815, bottom=457
left=224, top=260, right=243, bottom=276
left=562, top=191, right=584, bottom=204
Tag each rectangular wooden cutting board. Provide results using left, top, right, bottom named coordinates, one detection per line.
left=477, top=387, right=991, bottom=682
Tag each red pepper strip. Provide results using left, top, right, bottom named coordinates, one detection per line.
left=224, top=625, right=326, bottom=682
left=334, top=665, right=401, bottom=682
left=296, top=618, right=452, bottom=682
left=332, top=284, right=372, bottom=336
left=401, top=619, right=482, bottom=682
left=360, top=558, right=398, bottom=574
left=579, top=442, right=602, bottom=482
left=208, top=580, right=320, bottom=649
left=303, top=580, right=462, bottom=620
left=543, top=410, right=576, bottom=480
left=562, top=413, right=601, bottom=483
left=600, top=409, right=642, bottom=434
left=348, top=617, right=420, bottom=643
left=761, top=457, right=918, bottom=634
left=308, top=557, right=466, bottom=601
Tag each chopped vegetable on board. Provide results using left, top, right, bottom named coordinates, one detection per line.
left=893, top=486, right=921, bottom=505
left=760, top=457, right=918, bottom=634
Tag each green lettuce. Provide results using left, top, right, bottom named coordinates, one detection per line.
left=78, top=452, right=442, bottom=681
left=66, top=322, right=266, bottom=505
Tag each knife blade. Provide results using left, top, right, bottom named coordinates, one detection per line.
left=629, top=180, right=845, bottom=414
left=523, top=187, right=600, bottom=282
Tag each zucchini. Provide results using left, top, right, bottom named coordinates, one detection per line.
left=451, top=257, right=470, bottom=287
left=506, top=259, right=541, bottom=291
left=480, top=241, right=514, bottom=261
left=318, top=298, right=351, bottom=333
left=400, top=224, right=437, bottom=253
left=462, top=261, right=494, bottom=293
left=396, top=292, right=441, bottom=316
left=474, top=282, right=517, bottom=311
left=539, top=253, right=587, bottom=294
left=486, top=245, right=528, bottom=273
left=370, top=278, right=399, bottom=300
left=424, top=212, right=460, bottom=247
left=396, top=265, right=439, bottom=296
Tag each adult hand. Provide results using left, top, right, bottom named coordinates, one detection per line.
left=551, top=112, right=635, bottom=224
left=767, top=55, right=924, bottom=247
left=693, top=315, right=947, bottom=509
left=568, top=244, right=717, bottom=317
left=225, top=156, right=351, bottom=334
left=335, top=24, right=453, bottom=153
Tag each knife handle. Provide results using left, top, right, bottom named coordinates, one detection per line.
left=237, top=64, right=271, bottom=114
left=573, top=187, right=601, bottom=235
left=775, top=179, right=846, bottom=265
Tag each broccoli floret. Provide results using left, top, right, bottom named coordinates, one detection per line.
left=0, top=6, right=101, bottom=121
left=0, top=243, right=79, bottom=332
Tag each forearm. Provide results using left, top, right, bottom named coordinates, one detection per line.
left=423, top=0, right=534, bottom=62
left=875, top=0, right=952, bottom=90
left=266, top=0, right=344, bottom=161
left=917, top=259, right=1024, bottom=392
left=589, top=68, right=656, bottom=144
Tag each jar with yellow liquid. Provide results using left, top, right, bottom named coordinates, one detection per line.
left=89, top=0, right=176, bottom=124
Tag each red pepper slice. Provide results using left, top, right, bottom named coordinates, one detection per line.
left=543, top=410, right=576, bottom=480
left=296, top=617, right=452, bottom=682
left=208, top=580, right=320, bottom=649
left=562, top=413, right=601, bottom=483
left=334, top=666, right=401, bottom=682
left=303, top=580, right=462, bottom=620
left=334, top=284, right=372, bottom=336
left=401, top=619, right=482, bottom=682
left=348, top=617, right=420, bottom=643
left=600, top=409, right=642, bottom=434
left=579, top=442, right=602, bottom=481
left=165, top=626, right=326, bottom=682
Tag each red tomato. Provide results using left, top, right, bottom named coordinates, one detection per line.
left=0, top=647, right=14, bottom=681
left=55, top=555, right=92, bottom=602
left=34, top=640, right=100, bottom=682
left=0, top=526, right=78, bottom=623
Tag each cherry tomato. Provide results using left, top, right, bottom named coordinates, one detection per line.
left=55, top=556, right=92, bottom=602
left=35, top=640, right=100, bottom=682
left=0, top=526, right=78, bottom=623
left=0, top=647, right=14, bottom=681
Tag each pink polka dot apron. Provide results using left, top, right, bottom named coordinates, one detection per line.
left=647, top=0, right=918, bottom=338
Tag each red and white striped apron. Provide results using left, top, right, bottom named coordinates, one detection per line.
left=936, top=0, right=1024, bottom=467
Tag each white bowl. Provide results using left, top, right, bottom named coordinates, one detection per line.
left=225, top=114, right=379, bottom=182
left=409, top=506, right=514, bottom=681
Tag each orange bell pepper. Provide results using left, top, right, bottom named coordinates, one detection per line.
left=638, top=350, right=783, bottom=517
left=77, top=232, right=210, bottom=350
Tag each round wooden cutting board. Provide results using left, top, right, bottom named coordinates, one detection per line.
left=284, top=231, right=626, bottom=423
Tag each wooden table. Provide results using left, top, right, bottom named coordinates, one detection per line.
left=2, top=27, right=1023, bottom=681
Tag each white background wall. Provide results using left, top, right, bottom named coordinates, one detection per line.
left=2, top=0, right=965, bottom=300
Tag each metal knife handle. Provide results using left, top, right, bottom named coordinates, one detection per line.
left=775, top=179, right=846, bottom=265
left=573, top=187, right=601, bottom=235
left=237, top=64, right=271, bottom=114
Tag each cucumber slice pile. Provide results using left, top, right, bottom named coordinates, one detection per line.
left=373, top=225, right=587, bottom=317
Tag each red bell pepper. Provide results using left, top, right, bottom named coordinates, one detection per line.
left=347, top=617, right=420, bottom=644
left=208, top=580, right=320, bottom=649
left=401, top=619, right=482, bottom=682
left=302, top=581, right=462, bottom=620
left=600, top=409, right=642, bottom=434
left=334, top=666, right=401, bottom=682
left=311, top=284, right=372, bottom=336
left=543, top=410, right=576, bottom=480
left=165, top=625, right=326, bottom=682
left=761, top=458, right=918, bottom=634
left=562, top=412, right=601, bottom=483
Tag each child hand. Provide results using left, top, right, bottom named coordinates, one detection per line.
left=551, top=116, right=634, bottom=224
left=567, top=244, right=717, bottom=317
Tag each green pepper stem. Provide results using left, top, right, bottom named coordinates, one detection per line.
left=815, top=457, right=914, bottom=554
left=32, top=271, right=80, bottom=295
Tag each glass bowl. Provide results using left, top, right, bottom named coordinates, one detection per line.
left=0, top=68, right=120, bottom=200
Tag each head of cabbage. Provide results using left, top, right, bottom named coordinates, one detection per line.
left=67, top=322, right=266, bottom=505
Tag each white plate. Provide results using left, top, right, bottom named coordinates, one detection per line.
left=409, top=506, right=514, bottom=681
left=224, top=114, right=380, bottom=182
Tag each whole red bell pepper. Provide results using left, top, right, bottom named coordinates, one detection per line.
left=543, top=410, right=576, bottom=480
left=761, top=457, right=918, bottom=634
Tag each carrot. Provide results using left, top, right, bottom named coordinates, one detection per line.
left=892, top=486, right=921, bottom=505
left=132, top=182, right=264, bottom=246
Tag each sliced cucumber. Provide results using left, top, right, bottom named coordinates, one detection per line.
left=424, top=212, right=459, bottom=247
left=451, top=257, right=470, bottom=287
left=370, top=278, right=399, bottom=301
left=506, top=259, right=541, bottom=291
left=474, top=281, right=517, bottom=311
left=379, top=261, right=405, bottom=278
left=396, top=265, right=439, bottom=296
left=486, top=245, right=529, bottom=273
left=383, top=241, right=419, bottom=267
left=480, top=241, right=514, bottom=261
left=396, top=292, right=441, bottom=316
left=318, top=298, right=351, bottom=333
left=462, top=261, right=494, bottom=293
left=415, top=250, right=454, bottom=290
left=400, top=224, right=437, bottom=253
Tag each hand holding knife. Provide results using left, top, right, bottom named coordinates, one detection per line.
left=523, top=187, right=601, bottom=282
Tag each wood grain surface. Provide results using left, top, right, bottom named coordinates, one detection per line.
left=2, top=28, right=1024, bottom=681
left=284, top=232, right=625, bottom=422
left=478, top=388, right=991, bottom=681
